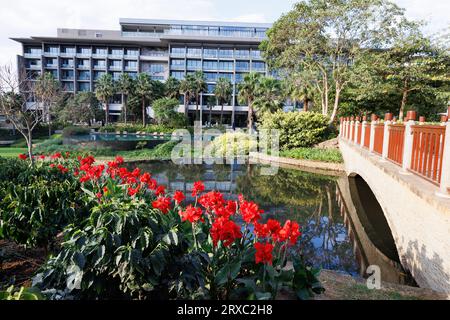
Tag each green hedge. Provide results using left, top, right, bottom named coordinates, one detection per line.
left=62, top=126, right=90, bottom=138
left=259, top=111, right=330, bottom=150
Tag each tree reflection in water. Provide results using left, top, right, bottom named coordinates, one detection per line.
left=127, top=161, right=359, bottom=275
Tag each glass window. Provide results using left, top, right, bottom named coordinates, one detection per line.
left=45, top=69, right=58, bottom=78
left=112, top=72, right=122, bottom=80
left=61, top=46, right=76, bottom=54
left=170, top=71, right=185, bottom=80
left=25, top=47, right=42, bottom=55
left=62, top=82, right=74, bottom=91
left=219, top=73, right=233, bottom=82
left=45, top=46, right=59, bottom=54
left=235, top=73, right=248, bottom=83
left=45, top=58, right=57, bottom=67
left=125, top=61, right=138, bottom=69
left=78, top=82, right=90, bottom=92
left=171, top=59, right=185, bottom=69
left=187, top=59, right=202, bottom=70
left=110, top=48, right=123, bottom=56
left=77, top=59, right=90, bottom=68
left=26, top=59, right=41, bottom=68
left=93, top=71, right=105, bottom=80
left=94, top=47, right=108, bottom=55
left=218, top=61, right=233, bottom=71
left=219, top=48, right=233, bottom=58
left=235, top=49, right=250, bottom=58
left=127, top=72, right=137, bottom=79
left=150, top=64, right=165, bottom=74
left=251, top=61, right=266, bottom=71
left=109, top=60, right=122, bottom=69
left=204, top=72, right=218, bottom=82
left=236, top=61, right=250, bottom=71
left=187, top=47, right=202, bottom=57
left=171, top=46, right=186, bottom=56
left=61, top=59, right=74, bottom=68
left=203, top=61, right=218, bottom=70
left=78, top=70, right=90, bottom=80
left=251, top=49, right=262, bottom=59
left=126, top=48, right=139, bottom=56
left=94, top=59, right=106, bottom=68
left=78, top=47, right=92, bottom=55
left=203, top=48, right=218, bottom=58
left=207, top=84, right=216, bottom=93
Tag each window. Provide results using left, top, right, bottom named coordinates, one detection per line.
left=126, top=48, right=139, bottom=56
left=150, top=64, right=165, bottom=74
left=61, top=46, right=76, bottom=54
left=207, top=84, right=216, bottom=94
left=78, top=82, right=90, bottom=92
left=94, top=47, right=108, bottom=55
left=219, top=48, right=233, bottom=58
left=171, top=46, right=186, bottom=56
left=219, top=73, right=233, bottom=82
left=112, top=72, right=122, bottom=80
left=251, top=49, right=262, bottom=59
left=110, top=48, right=123, bottom=56
left=251, top=61, right=265, bottom=71
left=93, top=71, right=106, bottom=80
left=205, top=72, right=218, bottom=82
left=45, top=69, right=58, bottom=78
left=127, top=72, right=137, bottom=79
left=170, top=71, right=185, bottom=80
left=77, top=59, right=90, bottom=68
left=61, top=59, right=74, bottom=68
left=171, top=59, right=185, bottom=69
left=25, top=47, right=42, bottom=55
left=45, top=46, right=59, bottom=54
left=78, top=47, right=92, bottom=55
left=187, top=47, right=202, bottom=57
left=203, top=61, right=218, bottom=70
left=235, top=49, right=250, bottom=58
left=26, top=59, right=41, bottom=68
left=61, top=70, right=74, bottom=80
left=235, top=73, right=247, bottom=83
left=218, top=61, right=233, bottom=71
left=62, top=82, right=74, bottom=91
left=236, top=61, right=249, bottom=71
left=94, top=59, right=106, bottom=68
left=109, top=60, right=122, bottom=69
left=45, top=58, right=57, bottom=67
left=187, top=59, right=201, bottom=70
left=125, top=60, right=138, bottom=70
left=78, top=70, right=90, bottom=80
left=203, top=48, right=218, bottom=58
left=27, top=70, right=41, bottom=80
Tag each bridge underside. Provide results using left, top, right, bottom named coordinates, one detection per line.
left=339, top=138, right=450, bottom=296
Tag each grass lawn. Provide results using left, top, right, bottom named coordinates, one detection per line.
left=280, top=147, right=343, bottom=163
left=0, top=147, right=28, bottom=158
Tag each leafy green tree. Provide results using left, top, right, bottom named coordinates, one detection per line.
left=134, top=73, right=153, bottom=126
left=283, top=74, right=313, bottom=111
left=95, top=74, right=115, bottom=125
left=214, top=77, right=233, bottom=125
left=179, top=74, right=195, bottom=117
left=253, top=77, right=284, bottom=115
left=165, top=77, right=181, bottom=100
left=152, top=97, right=186, bottom=127
left=117, top=73, right=134, bottom=124
left=151, top=79, right=166, bottom=100
left=261, top=0, right=410, bottom=124
left=192, top=71, right=207, bottom=121
left=238, top=72, right=262, bottom=131
left=35, top=72, right=61, bottom=136
left=58, top=92, right=102, bottom=125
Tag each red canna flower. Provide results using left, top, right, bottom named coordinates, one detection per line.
left=140, top=172, right=152, bottom=184
left=192, top=181, right=205, bottom=197
left=50, top=163, right=56, bottom=168
left=173, top=190, right=185, bottom=204
left=96, top=192, right=102, bottom=200
left=51, top=152, right=62, bottom=159
left=18, top=154, right=28, bottom=160
left=210, top=217, right=242, bottom=247
left=239, top=200, right=264, bottom=224
left=132, top=168, right=141, bottom=178
left=254, top=222, right=270, bottom=238
left=38, top=155, right=46, bottom=160
left=274, top=220, right=301, bottom=245
left=147, top=178, right=157, bottom=190
left=199, top=191, right=225, bottom=211
left=152, top=197, right=172, bottom=214
left=179, top=205, right=204, bottom=223
left=128, top=185, right=140, bottom=197
left=254, top=242, right=274, bottom=265
left=115, top=156, right=124, bottom=165
left=103, top=187, right=109, bottom=193
left=57, top=164, right=68, bottom=174
left=155, top=185, right=166, bottom=196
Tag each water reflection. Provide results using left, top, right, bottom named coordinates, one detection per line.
left=129, top=161, right=411, bottom=283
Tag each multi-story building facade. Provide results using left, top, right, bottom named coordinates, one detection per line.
left=12, top=18, right=272, bottom=126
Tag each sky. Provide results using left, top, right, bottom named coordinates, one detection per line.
left=0, top=0, right=448, bottom=66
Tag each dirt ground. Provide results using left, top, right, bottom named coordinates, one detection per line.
left=0, top=240, right=46, bottom=288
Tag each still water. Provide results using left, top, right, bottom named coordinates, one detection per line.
left=130, top=161, right=413, bottom=284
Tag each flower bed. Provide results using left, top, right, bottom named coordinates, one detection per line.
left=2, top=154, right=325, bottom=300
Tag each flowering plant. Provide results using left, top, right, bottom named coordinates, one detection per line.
left=26, top=154, right=324, bottom=300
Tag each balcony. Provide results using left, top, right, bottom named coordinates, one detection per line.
left=44, top=51, right=59, bottom=57
left=26, top=64, right=42, bottom=70
left=61, top=63, right=74, bottom=69
left=61, top=76, right=74, bottom=81
left=77, top=65, right=90, bottom=70
left=77, top=53, right=92, bottom=58
left=93, top=65, right=106, bottom=70
left=170, top=65, right=185, bottom=70
left=125, top=66, right=138, bottom=71
left=45, top=64, right=58, bottom=69
left=60, top=52, right=76, bottom=57
left=109, top=65, right=123, bottom=71
left=93, top=53, right=108, bottom=58
left=24, top=53, right=42, bottom=58
left=109, top=53, right=124, bottom=59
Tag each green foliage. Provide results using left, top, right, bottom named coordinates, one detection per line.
left=56, top=92, right=102, bottom=124
left=209, top=132, right=258, bottom=157
left=254, top=77, right=284, bottom=115
left=152, top=97, right=187, bottom=127
left=280, top=148, right=343, bottom=163
left=259, top=111, right=330, bottom=149
left=0, top=286, right=44, bottom=300
left=62, top=126, right=90, bottom=138
left=292, top=257, right=325, bottom=300
left=98, top=123, right=178, bottom=134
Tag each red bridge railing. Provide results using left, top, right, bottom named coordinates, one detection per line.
left=339, top=109, right=450, bottom=195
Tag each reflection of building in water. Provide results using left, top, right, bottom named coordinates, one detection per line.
left=336, top=177, right=416, bottom=286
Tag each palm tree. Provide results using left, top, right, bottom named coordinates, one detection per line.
left=35, top=72, right=60, bottom=136
left=253, top=77, right=284, bottom=115
left=134, top=73, right=153, bottom=126
left=192, top=71, right=207, bottom=121
left=214, top=77, right=233, bottom=125
left=165, top=77, right=181, bottom=100
left=95, top=74, right=115, bottom=125
left=238, top=72, right=262, bottom=132
left=284, top=76, right=312, bottom=112
left=117, top=73, right=134, bottom=124
left=179, top=74, right=195, bottom=117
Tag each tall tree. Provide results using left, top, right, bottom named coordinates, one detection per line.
left=134, top=73, right=153, bottom=126
left=58, top=92, right=102, bottom=125
left=192, top=71, right=207, bottom=121
left=261, top=0, right=409, bottom=125
left=165, top=76, right=181, bottom=100
left=95, top=74, right=115, bottom=125
left=283, top=74, right=313, bottom=112
left=238, top=72, right=262, bottom=131
left=117, top=73, right=134, bottom=124
left=179, top=74, right=195, bottom=117
left=35, top=72, right=60, bottom=136
left=214, top=77, right=233, bottom=125
left=253, top=77, right=284, bottom=115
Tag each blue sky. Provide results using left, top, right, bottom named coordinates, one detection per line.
left=0, top=0, right=448, bottom=66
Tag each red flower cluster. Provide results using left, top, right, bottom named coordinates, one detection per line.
left=239, top=199, right=264, bottom=224
left=56, top=164, right=69, bottom=174
left=173, top=190, right=185, bottom=204
left=180, top=205, right=204, bottom=223
left=192, top=181, right=205, bottom=197
left=18, top=154, right=28, bottom=160
left=152, top=197, right=172, bottom=214
left=254, top=242, right=274, bottom=265
left=210, top=217, right=242, bottom=247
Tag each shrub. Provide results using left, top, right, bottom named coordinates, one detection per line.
left=62, top=126, right=90, bottom=138
left=152, top=98, right=187, bottom=128
left=280, top=148, right=343, bottom=163
left=208, top=132, right=258, bottom=158
left=259, top=111, right=330, bottom=150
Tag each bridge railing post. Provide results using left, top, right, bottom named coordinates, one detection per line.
left=339, top=117, right=344, bottom=138
left=350, top=117, right=355, bottom=142
left=360, top=116, right=367, bottom=147
left=369, top=114, right=378, bottom=153
left=354, top=117, right=360, bottom=144
left=401, top=111, right=417, bottom=173
left=438, top=108, right=450, bottom=196
left=382, top=113, right=393, bottom=159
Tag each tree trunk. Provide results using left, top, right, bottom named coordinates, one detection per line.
left=209, top=106, right=212, bottom=127
left=220, top=103, right=224, bottom=125
left=184, top=94, right=189, bottom=117
left=195, top=95, right=199, bottom=121
left=303, top=98, right=309, bottom=112
left=142, top=99, right=146, bottom=126
left=329, top=88, right=341, bottom=125
left=105, top=102, right=109, bottom=125
left=399, top=80, right=409, bottom=121
left=247, top=99, right=253, bottom=132
left=123, top=95, right=128, bottom=125
left=27, top=131, right=34, bottom=165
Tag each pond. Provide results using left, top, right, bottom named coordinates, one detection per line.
left=128, top=161, right=414, bottom=284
